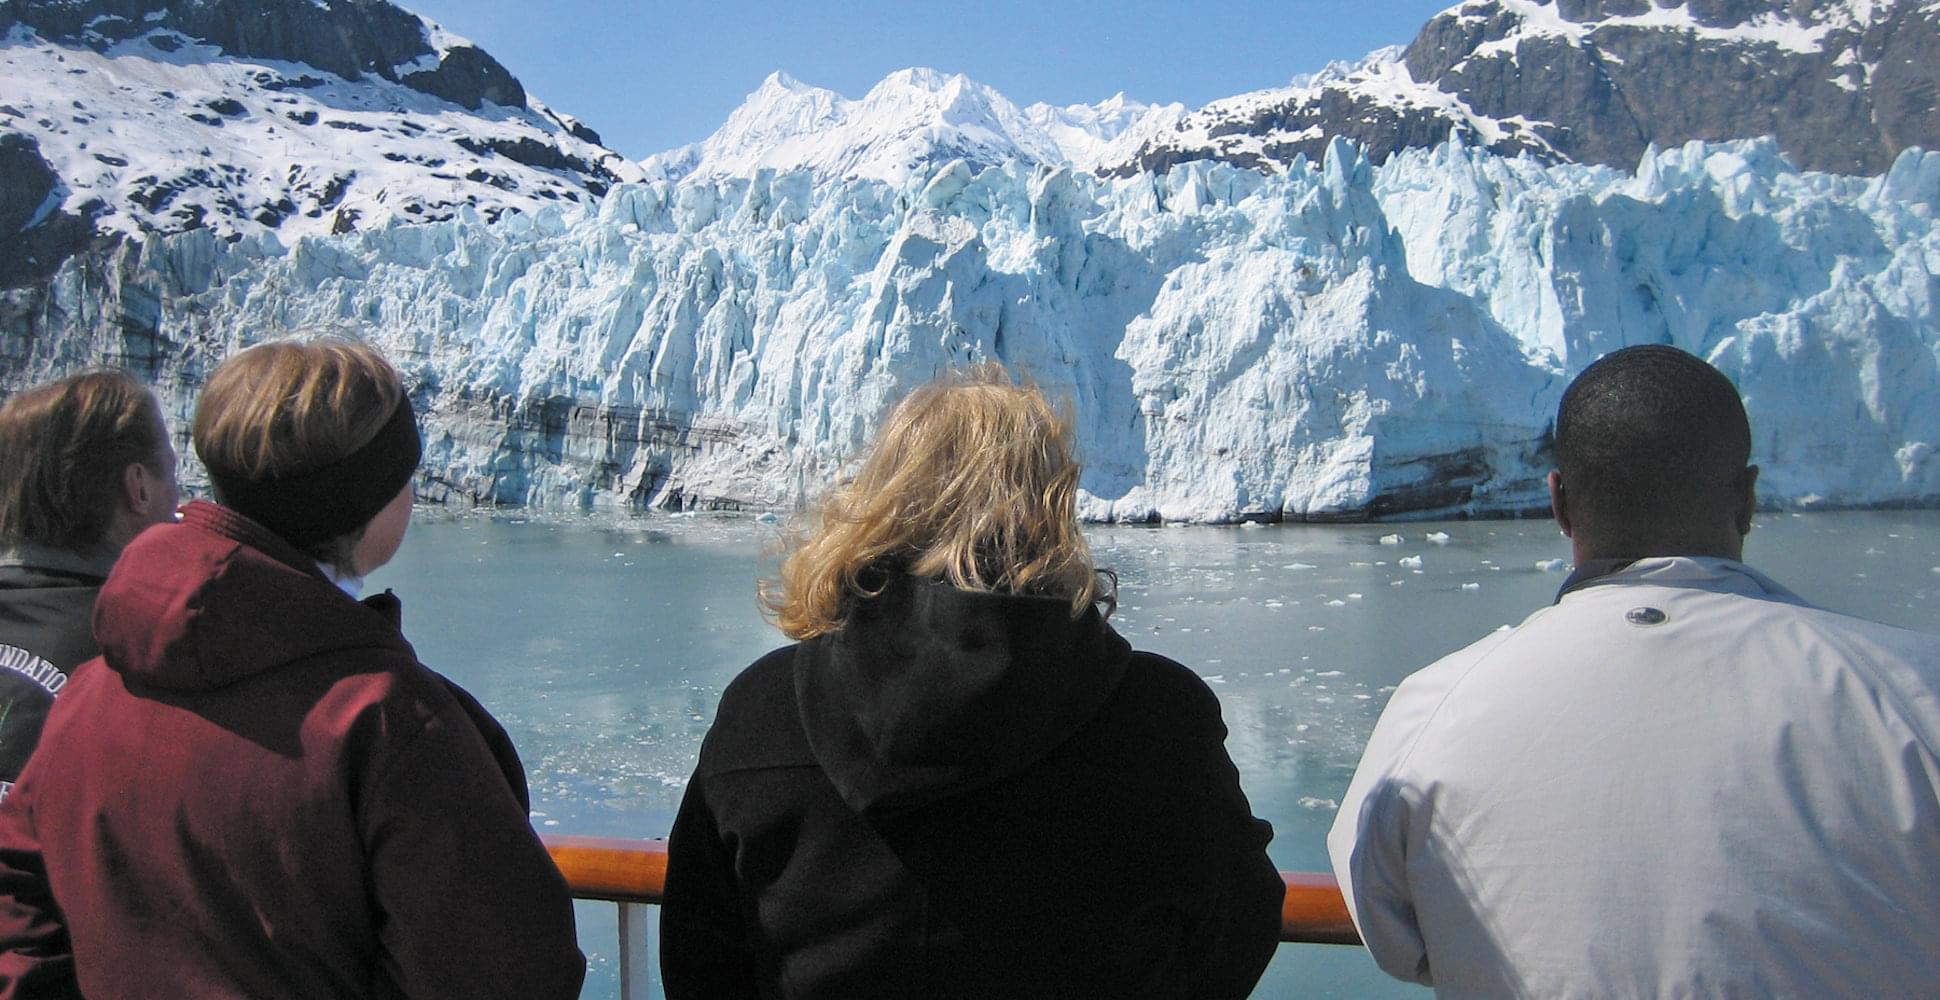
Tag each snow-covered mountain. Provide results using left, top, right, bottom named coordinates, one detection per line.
left=3, top=0, right=1935, bottom=520
left=0, top=0, right=640, bottom=284
left=1023, top=92, right=1186, bottom=176
left=640, top=69, right=1182, bottom=186
left=1111, top=0, right=1940, bottom=177
left=9, top=138, right=1936, bottom=520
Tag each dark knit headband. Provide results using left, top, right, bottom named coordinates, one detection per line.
left=211, top=396, right=421, bottom=548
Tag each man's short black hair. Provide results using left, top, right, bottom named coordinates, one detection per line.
left=1555, top=345, right=1752, bottom=546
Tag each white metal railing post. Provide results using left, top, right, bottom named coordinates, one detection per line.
left=617, top=901, right=655, bottom=1000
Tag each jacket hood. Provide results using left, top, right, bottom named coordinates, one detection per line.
left=93, top=502, right=411, bottom=692
left=794, top=572, right=1130, bottom=817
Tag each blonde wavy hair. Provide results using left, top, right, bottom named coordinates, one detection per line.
left=764, top=364, right=1113, bottom=639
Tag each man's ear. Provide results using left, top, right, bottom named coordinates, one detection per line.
left=1548, top=470, right=1573, bottom=538
left=1734, top=465, right=1759, bottom=536
left=104, top=460, right=164, bottom=552
left=120, top=460, right=153, bottom=514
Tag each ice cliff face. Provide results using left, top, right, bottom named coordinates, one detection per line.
left=9, top=138, right=1936, bottom=520
left=3, top=0, right=1935, bottom=520
left=1114, top=0, right=1940, bottom=177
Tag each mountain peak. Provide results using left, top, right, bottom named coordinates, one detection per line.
left=643, top=67, right=1174, bottom=187
left=758, top=70, right=811, bottom=94
left=874, top=66, right=966, bottom=94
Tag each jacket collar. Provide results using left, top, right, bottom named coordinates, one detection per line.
left=1556, top=555, right=1807, bottom=607
left=0, top=543, right=118, bottom=581
left=176, top=501, right=332, bottom=581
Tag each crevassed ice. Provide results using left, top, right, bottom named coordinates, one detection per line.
left=21, top=137, right=1940, bottom=522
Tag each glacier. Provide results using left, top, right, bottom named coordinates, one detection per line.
left=7, top=135, right=1937, bottom=521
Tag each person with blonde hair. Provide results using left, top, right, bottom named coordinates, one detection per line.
left=0, top=338, right=583, bottom=999
left=662, top=364, right=1283, bottom=999
left=0, top=371, right=178, bottom=801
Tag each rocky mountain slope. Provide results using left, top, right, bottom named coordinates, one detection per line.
left=1111, top=0, right=1940, bottom=177
left=2, top=0, right=1934, bottom=520
left=0, top=0, right=639, bottom=285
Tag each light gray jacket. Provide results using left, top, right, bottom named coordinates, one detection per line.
left=1330, top=557, right=1940, bottom=999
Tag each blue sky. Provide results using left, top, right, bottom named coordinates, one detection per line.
left=399, top=1, right=1461, bottom=160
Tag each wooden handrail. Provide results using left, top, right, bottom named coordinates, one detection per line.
left=546, top=835, right=668, bottom=904
left=1281, top=870, right=1362, bottom=945
left=541, top=834, right=1362, bottom=946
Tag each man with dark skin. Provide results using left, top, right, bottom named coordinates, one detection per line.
left=1331, top=345, right=1940, bottom=999
left=1545, top=343, right=1759, bottom=587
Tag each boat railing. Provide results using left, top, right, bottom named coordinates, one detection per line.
left=542, top=834, right=1361, bottom=1000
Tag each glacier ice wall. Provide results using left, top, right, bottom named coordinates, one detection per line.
left=5, top=137, right=1936, bottom=520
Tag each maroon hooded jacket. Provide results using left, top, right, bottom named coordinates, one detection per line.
left=0, top=502, right=584, bottom=999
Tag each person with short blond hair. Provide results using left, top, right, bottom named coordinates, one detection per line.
left=0, top=337, right=584, bottom=1000
left=0, top=370, right=177, bottom=798
left=663, top=364, right=1284, bottom=999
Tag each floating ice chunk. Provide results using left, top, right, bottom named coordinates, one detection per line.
left=1390, top=579, right=1405, bottom=587
left=1379, top=533, right=1403, bottom=545
left=1284, top=562, right=1317, bottom=570
left=1346, top=592, right=1363, bottom=600
left=1398, top=555, right=1424, bottom=569
left=1537, top=558, right=1567, bottom=572
left=1426, top=531, right=1451, bottom=544
left=1298, top=796, right=1340, bottom=811
left=1316, top=670, right=1343, bottom=677
left=1461, top=582, right=1481, bottom=591
left=1326, top=599, right=1346, bottom=607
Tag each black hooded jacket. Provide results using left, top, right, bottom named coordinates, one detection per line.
left=662, top=574, right=1284, bottom=999
left=0, top=551, right=113, bottom=793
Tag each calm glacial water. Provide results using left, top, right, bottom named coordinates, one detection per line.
left=369, top=510, right=1940, bottom=999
